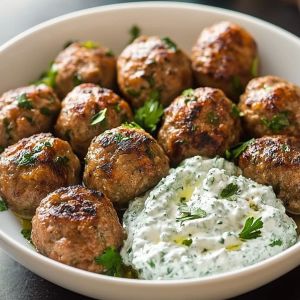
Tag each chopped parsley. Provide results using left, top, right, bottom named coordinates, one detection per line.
left=134, top=91, right=163, bottom=133
left=126, top=88, right=141, bottom=97
left=81, top=40, right=99, bottom=49
left=17, top=94, right=33, bottom=110
left=122, top=121, right=142, bottom=129
left=225, top=138, right=254, bottom=160
left=16, top=141, right=52, bottom=166
left=176, top=203, right=207, bottom=223
left=281, top=144, right=290, bottom=152
left=114, top=133, right=131, bottom=142
left=239, top=217, right=263, bottom=240
left=231, top=75, right=244, bottom=96
left=40, top=107, right=53, bottom=116
left=206, top=111, right=219, bottom=125
left=148, top=260, right=155, bottom=268
left=21, top=229, right=32, bottom=242
left=0, top=197, right=8, bottom=211
left=269, top=239, right=283, bottom=247
left=91, top=108, right=107, bottom=126
left=261, top=111, right=290, bottom=133
left=73, top=74, right=83, bottom=86
left=220, top=183, right=239, bottom=198
left=251, top=57, right=259, bottom=77
left=95, top=247, right=123, bottom=277
left=129, top=25, right=141, bottom=43
left=35, top=63, right=58, bottom=88
left=231, top=103, right=241, bottom=118
left=182, top=239, right=192, bottom=247
left=162, top=37, right=177, bottom=51
left=54, top=156, right=69, bottom=165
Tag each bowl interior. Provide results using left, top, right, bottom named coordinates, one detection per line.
left=0, top=2, right=299, bottom=300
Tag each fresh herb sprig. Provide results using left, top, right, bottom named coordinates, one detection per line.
left=225, top=139, right=254, bottom=160
left=122, top=121, right=142, bottom=129
left=261, top=112, right=290, bottom=133
left=91, top=108, right=107, bottom=126
left=162, top=37, right=177, bottom=51
left=95, top=247, right=123, bottom=277
left=134, top=91, right=164, bottom=133
left=129, top=25, right=141, bottom=44
left=35, top=63, right=58, bottom=88
left=239, top=217, right=263, bottom=240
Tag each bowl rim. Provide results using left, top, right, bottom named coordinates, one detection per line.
left=0, top=1, right=299, bottom=287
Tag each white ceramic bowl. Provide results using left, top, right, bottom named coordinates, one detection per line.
left=0, top=2, right=299, bottom=300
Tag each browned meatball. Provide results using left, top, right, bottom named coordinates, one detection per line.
left=0, top=84, right=61, bottom=150
left=0, top=133, right=80, bottom=219
left=191, top=21, right=258, bottom=100
left=158, top=87, right=241, bottom=166
left=117, top=35, right=193, bottom=108
left=55, top=83, right=133, bottom=157
left=53, top=41, right=116, bottom=98
left=238, top=135, right=300, bottom=214
left=239, top=76, right=300, bottom=137
left=83, top=126, right=169, bottom=204
left=31, top=185, right=124, bottom=273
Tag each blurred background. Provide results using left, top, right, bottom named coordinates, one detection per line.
left=0, top=0, right=299, bottom=300
left=0, top=0, right=299, bottom=45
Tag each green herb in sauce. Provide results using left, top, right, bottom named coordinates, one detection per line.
left=239, top=217, right=263, bottom=240
left=269, top=239, right=283, bottom=247
left=220, top=183, right=239, bottom=198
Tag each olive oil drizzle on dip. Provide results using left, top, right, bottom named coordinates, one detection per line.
left=121, top=156, right=297, bottom=280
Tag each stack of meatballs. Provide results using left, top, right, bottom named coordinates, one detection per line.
left=0, top=21, right=299, bottom=274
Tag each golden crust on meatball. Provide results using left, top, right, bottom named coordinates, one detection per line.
left=83, top=126, right=169, bottom=204
left=117, top=35, right=193, bottom=108
left=158, top=87, right=241, bottom=166
left=0, top=133, right=80, bottom=219
left=55, top=83, right=133, bottom=157
left=239, top=76, right=300, bottom=137
left=31, top=185, right=124, bottom=273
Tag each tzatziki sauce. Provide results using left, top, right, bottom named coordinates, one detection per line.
left=121, top=156, right=297, bottom=280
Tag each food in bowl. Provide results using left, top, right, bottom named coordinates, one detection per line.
left=0, top=18, right=298, bottom=282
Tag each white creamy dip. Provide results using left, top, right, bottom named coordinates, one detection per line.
left=121, top=156, right=297, bottom=280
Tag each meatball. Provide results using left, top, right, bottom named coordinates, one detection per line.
left=117, top=35, right=193, bottom=108
left=239, top=76, right=300, bottom=137
left=158, top=87, right=241, bottom=166
left=191, top=21, right=258, bottom=100
left=238, top=135, right=300, bottom=214
left=83, top=126, right=169, bottom=204
left=0, top=133, right=80, bottom=219
left=31, top=185, right=124, bottom=273
left=55, top=83, right=133, bottom=157
left=0, top=84, right=61, bottom=150
left=53, top=41, right=116, bottom=98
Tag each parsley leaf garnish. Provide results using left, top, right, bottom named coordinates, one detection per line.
left=129, top=25, right=141, bottom=43
left=220, top=183, right=239, bottom=198
left=225, top=138, right=254, bottom=160
left=134, top=91, right=163, bottom=133
left=91, top=108, right=107, bottom=126
left=17, top=94, right=33, bottom=110
left=182, top=239, right=192, bottom=246
left=176, top=203, right=207, bottom=223
left=81, top=40, right=99, bottom=49
left=21, top=229, right=32, bottom=242
left=35, top=63, right=58, bottom=88
left=239, top=217, right=263, bottom=240
left=0, top=197, right=8, bottom=211
left=54, top=156, right=69, bottom=165
left=122, top=121, right=142, bottom=129
left=16, top=141, right=52, bottom=166
left=95, top=247, right=123, bottom=277
left=162, top=37, right=177, bottom=51
left=269, top=239, right=283, bottom=247
left=251, top=56, right=259, bottom=77
left=261, top=112, right=290, bottom=133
